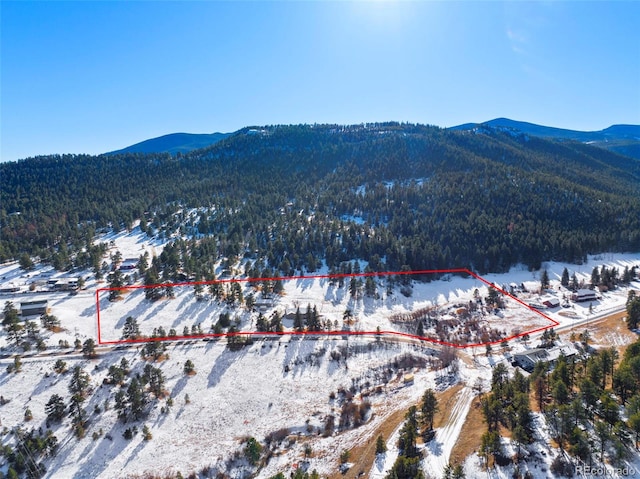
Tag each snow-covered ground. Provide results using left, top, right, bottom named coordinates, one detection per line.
left=1, top=230, right=639, bottom=478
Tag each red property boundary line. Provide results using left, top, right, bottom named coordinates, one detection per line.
left=95, top=269, right=560, bottom=349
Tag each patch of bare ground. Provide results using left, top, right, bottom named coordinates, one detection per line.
left=529, top=390, right=541, bottom=414
left=432, top=384, right=464, bottom=429
left=584, top=311, right=637, bottom=356
left=329, top=383, right=464, bottom=479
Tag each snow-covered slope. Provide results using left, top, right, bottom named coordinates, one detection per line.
left=1, top=231, right=639, bottom=478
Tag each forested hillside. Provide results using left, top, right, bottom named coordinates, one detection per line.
left=2, top=123, right=640, bottom=275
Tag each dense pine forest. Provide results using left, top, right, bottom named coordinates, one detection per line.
left=2, top=123, right=640, bottom=275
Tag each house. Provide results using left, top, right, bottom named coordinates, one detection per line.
left=49, top=278, right=78, bottom=291
left=0, top=284, right=20, bottom=293
left=255, top=298, right=275, bottom=312
left=20, top=300, right=49, bottom=317
left=572, top=289, right=597, bottom=303
left=541, top=296, right=560, bottom=308
left=512, top=348, right=550, bottom=371
left=512, top=344, right=577, bottom=372
left=282, top=309, right=324, bottom=325
left=119, top=258, right=139, bottom=271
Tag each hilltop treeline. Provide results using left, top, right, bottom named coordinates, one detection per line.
left=2, top=123, right=640, bottom=274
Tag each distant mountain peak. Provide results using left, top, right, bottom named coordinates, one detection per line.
left=450, top=118, right=640, bottom=160
left=106, top=132, right=231, bottom=156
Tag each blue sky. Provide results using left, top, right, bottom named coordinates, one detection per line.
left=2, top=0, right=639, bottom=161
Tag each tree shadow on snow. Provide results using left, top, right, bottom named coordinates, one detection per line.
left=324, top=284, right=347, bottom=305
left=122, top=437, right=147, bottom=469
left=175, top=289, right=195, bottom=311
left=426, top=437, right=443, bottom=457
left=32, top=372, right=58, bottom=397
left=207, top=346, right=250, bottom=389
left=69, top=422, right=130, bottom=479
left=80, top=301, right=99, bottom=318
left=295, top=277, right=316, bottom=292
left=171, top=375, right=189, bottom=399
left=170, top=297, right=216, bottom=329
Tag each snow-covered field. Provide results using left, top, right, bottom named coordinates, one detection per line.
left=1, top=230, right=639, bottom=478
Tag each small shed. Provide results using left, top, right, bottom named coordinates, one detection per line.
left=542, top=297, right=560, bottom=308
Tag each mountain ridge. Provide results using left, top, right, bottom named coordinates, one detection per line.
left=106, top=119, right=640, bottom=159
left=450, top=117, right=640, bottom=139
left=3, top=122, right=640, bottom=274
left=450, top=118, right=640, bottom=159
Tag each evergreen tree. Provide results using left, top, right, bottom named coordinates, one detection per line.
left=45, top=394, right=66, bottom=422
left=193, top=281, right=204, bottom=300
left=122, top=316, right=141, bottom=340
left=2, top=301, right=23, bottom=346
left=294, top=306, right=304, bottom=332
left=397, top=406, right=419, bottom=458
left=629, top=412, right=640, bottom=449
left=349, top=277, right=362, bottom=299
left=421, top=389, right=438, bottom=431
left=245, top=437, right=262, bottom=466
left=53, top=359, right=67, bottom=374
left=541, top=269, right=550, bottom=290
left=19, top=253, right=35, bottom=270
left=626, top=291, right=640, bottom=330
left=273, top=275, right=284, bottom=295
left=305, top=304, right=321, bottom=331
left=108, top=269, right=124, bottom=301
left=127, top=377, right=147, bottom=420
left=486, top=286, right=501, bottom=308
left=570, top=272, right=579, bottom=291
left=416, top=321, right=424, bottom=338
left=479, top=430, right=501, bottom=466
left=256, top=313, right=268, bottom=332
left=512, top=425, right=528, bottom=458
left=452, top=464, right=465, bottom=479
left=594, top=420, right=610, bottom=462
left=41, top=313, right=61, bottom=331
left=68, top=366, right=90, bottom=397
left=82, top=338, right=97, bottom=358
left=591, top=266, right=601, bottom=289
left=142, top=424, right=152, bottom=441
left=184, top=360, right=195, bottom=375
left=365, top=276, right=377, bottom=297
left=561, top=267, right=570, bottom=287
left=144, top=364, right=165, bottom=398
left=144, top=268, right=162, bottom=300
